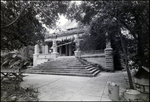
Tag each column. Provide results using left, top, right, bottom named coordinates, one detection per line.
left=66, top=45, right=68, bottom=56
left=105, top=40, right=114, bottom=71
left=33, top=44, right=39, bottom=66
left=44, top=44, right=48, bottom=54
left=69, top=44, right=72, bottom=56
left=59, top=46, right=62, bottom=55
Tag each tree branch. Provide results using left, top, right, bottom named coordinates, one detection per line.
left=36, top=6, right=52, bottom=20
left=116, top=17, right=137, bottom=39
left=1, top=4, right=31, bottom=29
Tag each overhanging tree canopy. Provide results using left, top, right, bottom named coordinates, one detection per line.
left=1, top=1, right=69, bottom=51
left=66, top=0, right=149, bottom=68
left=65, top=1, right=149, bottom=89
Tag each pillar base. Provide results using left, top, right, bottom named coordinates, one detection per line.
left=105, top=48, right=113, bottom=54
left=74, top=51, right=81, bottom=57
left=105, top=47, right=114, bottom=71
left=51, top=52, right=59, bottom=58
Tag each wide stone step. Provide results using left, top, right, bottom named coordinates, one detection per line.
left=68, top=65, right=87, bottom=67
left=31, top=69, right=89, bottom=72
left=32, top=68, right=88, bottom=71
left=25, top=68, right=100, bottom=76
left=86, top=67, right=95, bottom=70
left=90, top=68, right=99, bottom=73
left=32, top=67, right=88, bottom=70
left=93, top=70, right=101, bottom=76
left=35, top=65, right=87, bottom=68
left=41, top=65, right=84, bottom=67
left=28, top=71, right=94, bottom=77
left=39, top=65, right=87, bottom=67
left=85, top=66, right=93, bottom=68
left=30, top=69, right=92, bottom=74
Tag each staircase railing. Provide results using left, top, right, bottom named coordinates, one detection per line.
left=77, top=57, right=101, bottom=70
left=76, top=57, right=89, bottom=65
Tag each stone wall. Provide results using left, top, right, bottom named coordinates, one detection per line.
left=33, top=54, right=55, bottom=66
left=81, top=54, right=106, bottom=68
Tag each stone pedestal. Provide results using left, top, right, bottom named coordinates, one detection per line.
left=33, top=44, right=39, bottom=66
left=74, top=51, right=81, bottom=57
left=44, top=45, right=48, bottom=54
left=52, top=39, right=57, bottom=52
left=33, top=54, right=39, bottom=66
left=34, top=44, right=39, bottom=54
left=51, top=39, right=59, bottom=58
left=51, top=52, right=59, bottom=58
left=105, top=48, right=114, bottom=71
left=53, top=46, right=57, bottom=53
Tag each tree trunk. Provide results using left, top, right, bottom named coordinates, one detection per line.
left=137, top=28, right=144, bottom=69
left=120, top=33, right=134, bottom=89
left=135, top=13, right=144, bottom=69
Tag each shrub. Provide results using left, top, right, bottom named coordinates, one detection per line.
left=1, top=48, right=31, bottom=71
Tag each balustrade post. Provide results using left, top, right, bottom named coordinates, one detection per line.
left=44, top=44, right=48, bottom=54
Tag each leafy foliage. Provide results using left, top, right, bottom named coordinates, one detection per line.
left=1, top=1, right=69, bottom=51
left=65, top=1, right=149, bottom=89
left=66, top=1, right=149, bottom=69
left=1, top=1, right=43, bottom=51
left=1, top=48, right=32, bottom=71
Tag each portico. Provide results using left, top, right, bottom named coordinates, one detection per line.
left=33, top=28, right=85, bottom=66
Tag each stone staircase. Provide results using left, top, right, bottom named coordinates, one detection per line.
left=26, top=56, right=100, bottom=77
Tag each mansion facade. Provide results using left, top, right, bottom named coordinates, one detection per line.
left=33, top=20, right=114, bottom=71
